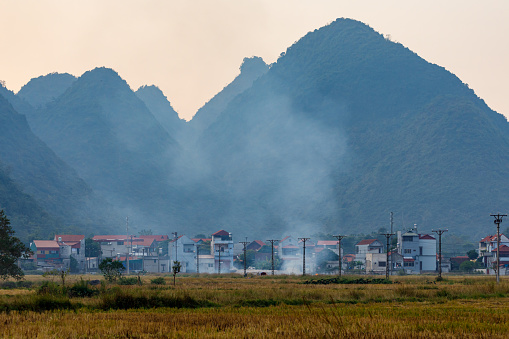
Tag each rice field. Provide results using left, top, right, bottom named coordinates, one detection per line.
left=0, top=274, right=508, bottom=338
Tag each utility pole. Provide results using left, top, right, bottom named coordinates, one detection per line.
left=266, top=240, right=279, bottom=276
left=172, top=232, right=178, bottom=262
left=432, top=229, right=448, bottom=280
left=126, top=216, right=129, bottom=275
left=196, top=244, right=200, bottom=274
left=332, top=235, right=346, bottom=277
left=240, top=240, right=249, bottom=277
left=381, top=233, right=395, bottom=280
left=298, top=238, right=310, bottom=276
left=218, top=244, right=222, bottom=274
left=491, top=214, right=506, bottom=284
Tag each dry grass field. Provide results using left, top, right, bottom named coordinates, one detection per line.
left=0, top=274, right=508, bottom=338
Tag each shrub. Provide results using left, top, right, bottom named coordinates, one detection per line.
left=37, top=281, right=65, bottom=296
left=151, top=277, right=166, bottom=285
left=68, top=278, right=99, bottom=298
left=118, top=277, right=141, bottom=285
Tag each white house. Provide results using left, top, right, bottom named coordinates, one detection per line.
left=397, top=228, right=436, bottom=273
left=355, top=239, right=384, bottom=263
left=168, top=234, right=197, bottom=273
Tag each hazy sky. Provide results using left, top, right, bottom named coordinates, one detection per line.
left=1, top=0, right=507, bottom=121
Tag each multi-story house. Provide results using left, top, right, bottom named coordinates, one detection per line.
left=169, top=234, right=197, bottom=273
left=30, top=235, right=86, bottom=271
left=397, top=228, right=436, bottom=273
left=279, top=236, right=299, bottom=261
left=55, top=235, right=86, bottom=271
left=355, top=239, right=384, bottom=263
left=478, top=234, right=509, bottom=267
left=92, top=235, right=141, bottom=258
left=211, top=230, right=234, bottom=273
left=365, top=253, right=387, bottom=274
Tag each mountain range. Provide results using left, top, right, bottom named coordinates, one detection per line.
left=1, top=18, right=508, bottom=242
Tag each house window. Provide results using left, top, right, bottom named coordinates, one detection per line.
left=117, top=241, right=124, bottom=245
left=419, top=247, right=423, bottom=255
left=379, top=262, right=386, bottom=267
left=403, top=236, right=413, bottom=242
left=40, top=250, right=45, bottom=254
left=208, top=264, right=213, bottom=267
left=404, top=262, right=414, bottom=267
left=404, top=249, right=412, bottom=254
left=154, top=260, right=157, bottom=263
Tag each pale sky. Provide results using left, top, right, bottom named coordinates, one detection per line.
left=1, top=0, right=507, bottom=121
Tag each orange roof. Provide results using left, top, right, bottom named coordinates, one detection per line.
left=419, top=234, right=435, bottom=240
left=356, top=239, right=378, bottom=246
left=212, top=230, right=230, bottom=236
left=54, top=235, right=84, bottom=242
left=492, top=244, right=509, bottom=252
left=480, top=234, right=507, bottom=243
left=33, top=240, right=59, bottom=249
left=138, top=235, right=169, bottom=241
left=135, top=238, right=155, bottom=247
left=92, top=235, right=143, bottom=242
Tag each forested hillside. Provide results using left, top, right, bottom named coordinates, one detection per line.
left=3, top=18, right=508, bottom=240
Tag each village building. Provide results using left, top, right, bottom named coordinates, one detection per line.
left=397, top=228, right=436, bottom=273
left=355, top=239, right=384, bottom=263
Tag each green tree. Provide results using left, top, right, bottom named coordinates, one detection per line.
left=85, top=238, right=101, bottom=257
left=459, top=260, right=475, bottom=273
left=0, top=210, right=32, bottom=280
left=70, top=256, right=79, bottom=273
left=138, top=229, right=153, bottom=236
left=98, top=258, right=124, bottom=282
left=237, top=249, right=255, bottom=268
left=467, top=249, right=478, bottom=260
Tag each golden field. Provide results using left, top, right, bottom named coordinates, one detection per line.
left=0, top=274, right=508, bottom=338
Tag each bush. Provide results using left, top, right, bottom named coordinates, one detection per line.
left=100, top=290, right=212, bottom=310
left=37, top=281, right=65, bottom=296
left=118, top=277, right=142, bottom=285
left=151, top=277, right=166, bottom=285
left=304, top=277, right=392, bottom=285
left=68, top=279, right=99, bottom=298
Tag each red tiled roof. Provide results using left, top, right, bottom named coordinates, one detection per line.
left=419, top=234, right=435, bottom=240
left=251, top=240, right=266, bottom=247
left=192, top=238, right=211, bottom=243
left=356, top=239, right=378, bottom=246
left=480, top=234, right=506, bottom=243
left=212, top=230, right=230, bottom=236
left=281, top=236, right=291, bottom=242
left=480, top=235, right=496, bottom=242
left=54, top=235, right=84, bottom=242
left=92, top=235, right=143, bottom=242
left=403, top=258, right=415, bottom=262
left=317, top=240, right=339, bottom=246
left=135, top=238, right=155, bottom=247
left=492, top=244, right=509, bottom=252
left=138, top=235, right=169, bottom=241
left=169, top=235, right=184, bottom=242
left=33, top=240, right=59, bottom=249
